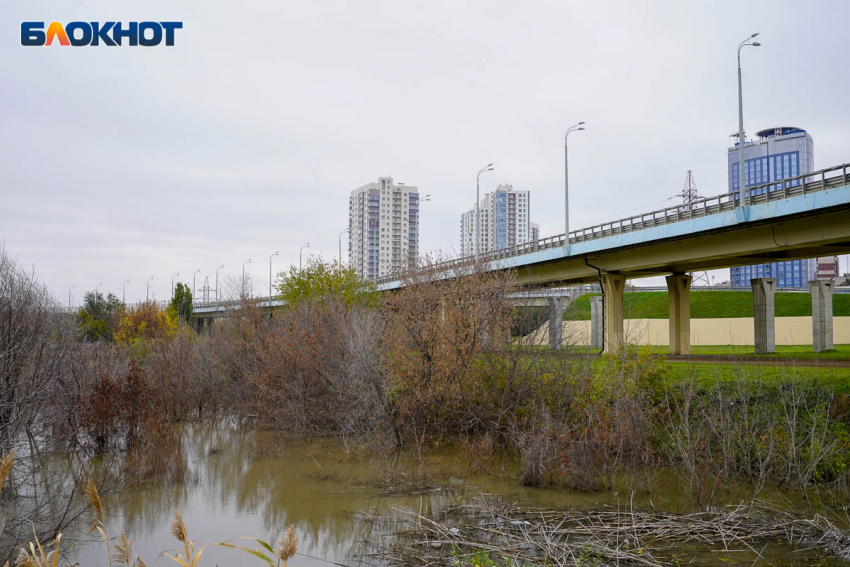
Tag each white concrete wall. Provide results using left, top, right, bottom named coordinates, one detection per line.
left=552, top=317, right=850, bottom=347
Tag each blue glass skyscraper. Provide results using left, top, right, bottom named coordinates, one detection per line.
left=728, top=127, right=817, bottom=287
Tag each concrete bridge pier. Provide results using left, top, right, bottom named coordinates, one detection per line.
left=601, top=273, right=626, bottom=353
left=590, top=296, right=603, bottom=350
left=810, top=279, right=834, bottom=352
left=666, top=274, right=692, bottom=355
left=751, top=277, right=777, bottom=354
left=548, top=298, right=566, bottom=349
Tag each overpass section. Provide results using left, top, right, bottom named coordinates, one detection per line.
left=375, top=163, right=850, bottom=354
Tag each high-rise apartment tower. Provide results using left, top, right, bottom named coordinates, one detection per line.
left=460, top=184, right=537, bottom=256
left=349, top=177, right=419, bottom=280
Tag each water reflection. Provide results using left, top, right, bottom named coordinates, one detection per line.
left=73, top=421, right=467, bottom=566
left=68, top=421, right=847, bottom=566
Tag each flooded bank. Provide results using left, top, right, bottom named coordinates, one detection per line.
left=61, top=421, right=848, bottom=566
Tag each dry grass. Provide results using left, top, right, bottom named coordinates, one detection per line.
left=366, top=497, right=850, bottom=566
left=275, top=525, right=298, bottom=566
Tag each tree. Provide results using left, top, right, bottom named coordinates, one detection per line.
left=275, top=258, right=377, bottom=308
left=113, top=302, right=178, bottom=346
left=169, top=282, right=193, bottom=322
left=77, top=291, right=123, bottom=341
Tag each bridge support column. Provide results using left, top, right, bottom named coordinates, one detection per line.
left=666, top=274, right=692, bottom=355
left=548, top=298, right=566, bottom=349
left=751, top=277, right=777, bottom=354
left=810, top=279, right=834, bottom=353
left=590, top=296, right=603, bottom=350
left=601, top=273, right=626, bottom=353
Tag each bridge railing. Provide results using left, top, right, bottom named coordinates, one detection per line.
left=374, top=162, right=849, bottom=287
left=191, top=296, right=282, bottom=311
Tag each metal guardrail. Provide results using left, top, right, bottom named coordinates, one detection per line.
left=191, top=297, right=283, bottom=310
left=374, top=162, right=849, bottom=286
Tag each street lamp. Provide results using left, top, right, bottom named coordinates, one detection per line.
left=299, top=242, right=310, bottom=271
left=146, top=276, right=154, bottom=301
left=193, top=268, right=201, bottom=300
left=122, top=279, right=130, bottom=303
left=338, top=229, right=349, bottom=265
left=242, top=259, right=252, bottom=297
left=268, top=253, right=278, bottom=299
left=476, top=164, right=495, bottom=257
left=171, top=272, right=180, bottom=300
left=68, top=285, right=75, bottom=311
left=565, top=122, right=586, bottom=248
left=215, top=265, right=224, bottom=303
left=737, top=33, right=761, bottom=208
left=96, top=282, right=103, bottom=295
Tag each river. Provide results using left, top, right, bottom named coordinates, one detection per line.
left=64, top=420, right=847, bottom=566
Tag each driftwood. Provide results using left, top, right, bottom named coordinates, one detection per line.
left=360, top=497, right=850, bottom=566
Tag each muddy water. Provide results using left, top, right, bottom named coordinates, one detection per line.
left=69, top=421, right=846, bottom=566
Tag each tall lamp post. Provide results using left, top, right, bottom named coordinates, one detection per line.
left=242, top=259, right=252, bottom=298
left=193, top=269, right=201, bottom=300
left=68, top=285, right=75, bottom=311
left=171, top=272, right=180, bottom=300
left=268, top=252, right=278, bottom=299
left=476, top=164, right=495, bottom=257
left=338, top=229, right=349, bottom=265
left=122, top=279, right=130, bottom=303
left=299, top=242, right=310, bottom=271
left=146, top=276, right=154, bottom=301
left=215, top=265, right=224, bottom=302
left=96, top=282, right=103, bottom=295
left=737, top=33, right=761, bottom=207
left=564, top=122, right=586, bottom=249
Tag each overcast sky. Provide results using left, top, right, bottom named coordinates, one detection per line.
left=2, top=0, right=848, bottom=304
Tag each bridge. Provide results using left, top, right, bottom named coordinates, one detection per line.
left=192, top=163, right=850, bottom=356
left=372, top=162, right=850, bottom=354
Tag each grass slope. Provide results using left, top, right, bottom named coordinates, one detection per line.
left=567, top=291, right=850, bottom=320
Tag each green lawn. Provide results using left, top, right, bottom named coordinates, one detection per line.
left=566, top=291, right=850, bottom=320
left=657, top=361, right=850, bottom=394
left=496, top=349, right=850, bottom=393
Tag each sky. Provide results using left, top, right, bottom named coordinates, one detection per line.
left=2, top=0, right=849, bottom=304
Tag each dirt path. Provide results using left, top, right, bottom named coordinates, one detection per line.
left=498, top=349, right=850, bottom=367
left=664, top=354, right=850, bottom=367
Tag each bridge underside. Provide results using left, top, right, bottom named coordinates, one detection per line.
left=513, top=208, right=850, bottom=287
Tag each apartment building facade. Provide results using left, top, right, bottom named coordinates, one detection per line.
left=349, top=177, right=419, bottom=280
left=459, top=184, right=537, bottom=256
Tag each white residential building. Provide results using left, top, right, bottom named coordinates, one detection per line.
left=349, top=177, right=419, bottom=280
left=460, top=184, right=537, bottom=256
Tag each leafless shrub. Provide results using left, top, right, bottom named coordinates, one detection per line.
left=662, top=366, right=849, bottom=504
left=240, top=296, right=395, bottom=449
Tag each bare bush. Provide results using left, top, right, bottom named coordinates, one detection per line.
left=241, top=297, right=395, bottom=449
left=663, top=368, right=849, bottom=504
